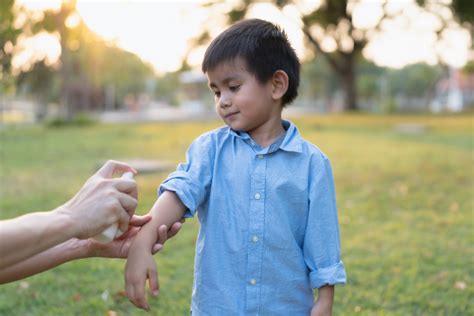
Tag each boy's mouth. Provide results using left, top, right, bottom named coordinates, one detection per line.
left=224, top=112, right=239, bottom=119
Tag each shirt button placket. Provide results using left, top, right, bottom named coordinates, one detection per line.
left=246, top=152, right=266, bottom=313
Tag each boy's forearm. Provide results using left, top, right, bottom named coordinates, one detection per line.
left=312, top=285, right=334, bottom=315
left=132, top=191, right=187, bottom=251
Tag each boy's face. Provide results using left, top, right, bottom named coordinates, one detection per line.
left=206, top=58, right=281, bottom=134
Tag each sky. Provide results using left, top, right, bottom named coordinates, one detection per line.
left=14, top=0, right=472, bottom=74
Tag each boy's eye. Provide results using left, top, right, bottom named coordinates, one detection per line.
left=213, top=91, right=221, bottom=97
left=229, top=85, right=241, bottom=92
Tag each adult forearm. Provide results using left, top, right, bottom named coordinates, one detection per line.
left=0, top=238, right=88, bottom=284
left=0, top=206, right=76, bottom=270
left=132, top=191, right=186, bottom=251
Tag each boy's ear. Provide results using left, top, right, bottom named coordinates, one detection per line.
left=271, top=70, right=289, bottom=101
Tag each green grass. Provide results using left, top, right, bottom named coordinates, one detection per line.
left=0, top=114, right=472, bottom=315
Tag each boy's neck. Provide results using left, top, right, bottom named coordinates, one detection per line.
left=248, top=115, right=285, bottom=148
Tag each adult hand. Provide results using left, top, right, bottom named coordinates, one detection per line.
left=87, top=216, right=184, bottom=259
left=60, top=160, right=139, bottom=239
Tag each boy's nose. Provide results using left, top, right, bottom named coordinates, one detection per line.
left=219, top=96, right=231, bottom=108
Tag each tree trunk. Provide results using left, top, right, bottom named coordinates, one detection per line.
left=341, top=68, right=357, bottom=111
left=338, top=54, right=358, bottom=111
left=324, top=52, right=358, bottom=111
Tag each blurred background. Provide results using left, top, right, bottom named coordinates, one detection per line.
left=0, top=1, right=473, bottom=315
left=1, top=0, right=473, bottom=123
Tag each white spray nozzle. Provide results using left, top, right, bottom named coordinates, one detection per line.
left=93, top=171, right=135, bottom=243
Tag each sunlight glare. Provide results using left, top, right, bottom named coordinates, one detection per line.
left=76, top=1, right=208, bottom=73
left=12, top=31, right=61, bottom=74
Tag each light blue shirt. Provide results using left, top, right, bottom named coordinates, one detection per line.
left=160, top=120, right=346, bottom=315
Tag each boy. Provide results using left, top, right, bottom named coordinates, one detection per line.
left=125, top=19, right=346, bottom=315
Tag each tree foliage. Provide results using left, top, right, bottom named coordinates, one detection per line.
left=449, top=0, right=474, bottom=26
left=387, top=63, right=444, bottom=97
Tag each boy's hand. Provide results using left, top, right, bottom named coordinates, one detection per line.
left=125, top=248, right=159, bottom=311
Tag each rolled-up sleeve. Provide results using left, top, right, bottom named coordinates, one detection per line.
left=304, top=154, right=347, bottom=289
left=159, top=133, right=214, bottom=218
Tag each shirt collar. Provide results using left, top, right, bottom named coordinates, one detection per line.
left=227, top=120, right=303, bottom=154
left=279, top=120, right=303, bottom=153
left=229, top=128, right=251, bottom=140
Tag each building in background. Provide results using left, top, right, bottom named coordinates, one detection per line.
left=431, top=67, right=474, bottom=112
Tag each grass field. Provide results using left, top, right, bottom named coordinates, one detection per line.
left=0, top=114, right=472, bottom=315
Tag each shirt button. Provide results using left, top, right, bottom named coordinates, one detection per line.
left=254, top=193, right=261, bottom=200
left=252, top=235, right=259, bottom=243
left=257, top=154, right=264, bottom=159
left=250, top=278, right=257, bottom=285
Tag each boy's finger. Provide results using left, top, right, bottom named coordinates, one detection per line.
left=135, top=297, right=149, bottom=311
left=133, top=274, right=149, bottom=310
left=148, top=269, right=160, bottom=297
left=125, top=283, right=135, bottom=306
left=133, top=283, right=149, bottom=311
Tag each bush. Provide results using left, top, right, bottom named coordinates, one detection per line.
left=45, top=113, right=98, bottom=128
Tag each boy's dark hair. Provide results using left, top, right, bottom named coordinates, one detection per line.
left=202, top=18, right=300, bottom=106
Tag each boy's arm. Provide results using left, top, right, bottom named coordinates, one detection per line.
left=311, top=285, right=334, bottom=316
left=304, top=156, right=345, bottom=315
left=125, top=190, right=187, bottom=311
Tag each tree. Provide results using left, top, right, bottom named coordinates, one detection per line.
left=387, top=62, right=444, bottom=111
left=0, top=0, right=22, bottom=95
left=195, top=0, right=470, bottom=111
left=17, top=60, right=58, bottom=119
left=10, top=0, right=154, bottom=119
